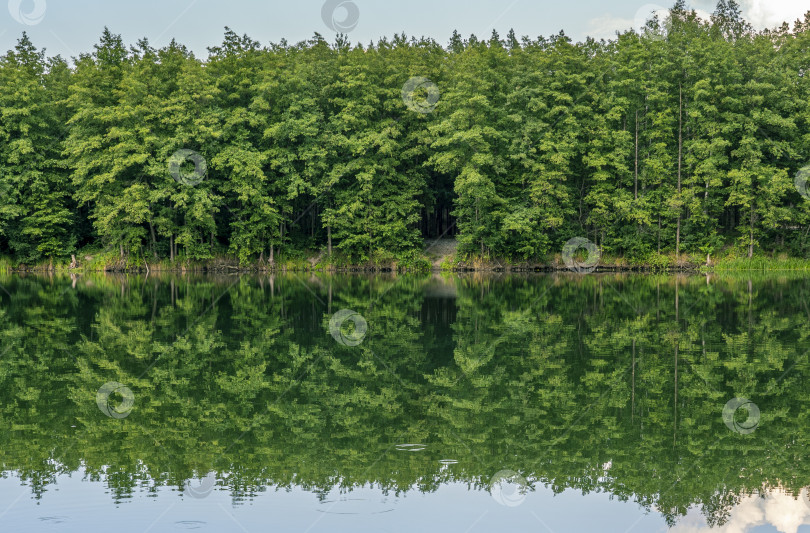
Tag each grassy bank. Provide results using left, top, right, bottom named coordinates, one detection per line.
left=4, top=250, right=810, bottom=274
left=441, top=252, right=810, bottom=273
left=0, top=248, right=434, bottom=274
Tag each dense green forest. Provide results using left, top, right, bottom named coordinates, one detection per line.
left=1, top=0, right=810, bottom=267
left=1, top=272, right=810, bottom=527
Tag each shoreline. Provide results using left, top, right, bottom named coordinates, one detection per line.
left=6, top=258, right=810, bottom=274
left=6, top=244, right=810, bottom=275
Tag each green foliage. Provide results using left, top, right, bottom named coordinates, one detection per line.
left=2, top=272, right=810, bottom=527
left=2, top=5, right=810, bottom=267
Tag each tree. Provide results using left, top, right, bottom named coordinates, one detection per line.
left=0, top=35, right=75, bottom=264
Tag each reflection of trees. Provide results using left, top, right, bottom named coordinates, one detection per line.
left=0, top=272, right=809, bottom=524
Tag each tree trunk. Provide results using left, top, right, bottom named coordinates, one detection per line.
left=657, top=216, right=661, bottom=253
left=278, top=222, right=284, bottom=263
left=149, top=221, right=158, bottom=259
left=748, top=206, right=755, bottom=258
left=676, top=84, right=683, bottom=260
left=634, top=109, right=639, bottom=201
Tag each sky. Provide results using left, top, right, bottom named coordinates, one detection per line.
left=0, top=0, right=807, bottom=60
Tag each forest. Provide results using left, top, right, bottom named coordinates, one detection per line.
left=1, top=0, right=810, bottom=268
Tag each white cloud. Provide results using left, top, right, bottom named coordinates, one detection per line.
left=738, top=0, right=808, bottom=29
left=587, top=14, right=635, bottom=40
left=669, top=488, right=810, bottom=533
left=586, top=4, right=716, bottom=41
left=589, top=1, right=809, bottom=41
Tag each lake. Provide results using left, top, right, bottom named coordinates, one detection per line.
left=0, top=271, right=808, bottom=532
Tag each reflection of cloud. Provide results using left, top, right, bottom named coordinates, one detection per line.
left=669, top=489, right=810, bottom=533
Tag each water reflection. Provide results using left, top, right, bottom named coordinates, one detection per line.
left=0, top=271, right=809, bottom=530
left=670, top=488, right=810, bottom=533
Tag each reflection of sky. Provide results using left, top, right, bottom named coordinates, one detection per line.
left=670, top=490, right=810, bottom=533
left=5, top=472, right=807, bottom=532
left=5, top=472, right=808, bottom=532
left=0, top=470, right=671, bottom=532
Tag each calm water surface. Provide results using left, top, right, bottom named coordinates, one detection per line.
left=1, top=272, right=809, bottom=532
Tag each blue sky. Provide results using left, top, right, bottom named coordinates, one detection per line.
left=0, top=0, right=807, bottom=59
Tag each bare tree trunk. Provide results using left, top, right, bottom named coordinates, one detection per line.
left=634, top=109, right=639, bottom=201
left=657, top=216, right=661, bottom=253
left=704, top=181, right=709, bottom=215
left=327, top=223, right=332, bottom=257
left=676, top=84, right=683, bottom=260
left=279, top=222, right=284, bottom=263
left=149, top=221, right=158, bottom=259
left=748, top=207, right=755, bottom=258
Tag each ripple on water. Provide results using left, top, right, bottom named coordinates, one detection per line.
left=175, top=521, right=206, bottom=529
left=439, top=459, right=459, bottom=465
left=38, top=516, right=69, bottom=524
left=318, top=498, right=395, bottom=515
left=395, top=443, right=426, bottom=452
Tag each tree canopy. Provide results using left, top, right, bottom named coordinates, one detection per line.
left=1, top=2, right=810, bottom=265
